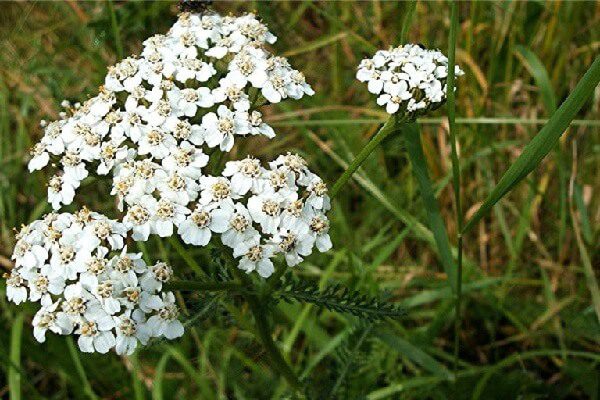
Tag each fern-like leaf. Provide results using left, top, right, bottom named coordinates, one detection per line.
left=275, top=278, right=406, bottom=322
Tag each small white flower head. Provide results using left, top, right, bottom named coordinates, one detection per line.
left=162, top=141, right=208, bottom=179
left=248, top=110, right=275, bottom=138
left=124, top=197, right=154, bottom=241
left=199, top=176, right=235, bottom=205
left=4, top=271, right=28, bottom=305
left=48, top=175, right=76, bottom=210
left=150, top=198, right=190, bottom=238
left=307, top=212, right=333, bottom=253
left=201, top=105, right=250, bottom=152
left=233, top=238, right=275, bottom=278
left=357, top=44, right=464, bottom=116
left=271, top=227, right=313, bottom=267
left=248, top=190, right=287, bottom=235
left=218, top=201, right=260, bottom=249
left=223, top=156, right=265, bottom=196
left=146, top=292, right=184, bottom=339
left=177, top=202, right=229, bottom=246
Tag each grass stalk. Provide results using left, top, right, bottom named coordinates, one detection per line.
left=107, top=0, right=124, bottom=59
left=66, top=337, right=98, bottom=400
left=9, top=313, right=24, bottom=400
left=446, top=0, right=463, bottom=376
left=404, top=123, right=456, bottom=292
left=330, top=115, right=402, bottom=198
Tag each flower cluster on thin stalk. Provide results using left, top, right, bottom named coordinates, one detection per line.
left=356, top=44, right=464, bottom=116
left=7, top=11, right=332, bottom=354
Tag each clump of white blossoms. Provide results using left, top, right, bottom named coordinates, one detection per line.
left=7, top=10, right=332, bottom=353
left=356, top=44, right=464, bottom=115
left=5, top=209, right=182, bottom=355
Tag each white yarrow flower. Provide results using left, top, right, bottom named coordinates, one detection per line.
left=357, top=44, right=464, bottom=116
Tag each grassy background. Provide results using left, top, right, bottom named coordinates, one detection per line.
left=1, top=1, right=599, bottom=398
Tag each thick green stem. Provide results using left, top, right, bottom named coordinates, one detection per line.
left=330, top=115, right=402, bottom=198
left=232, top=269, right=302, bottom=390
left=247, top=294, right=302, bottom=390
left=164, top=279, right=243, bottom=292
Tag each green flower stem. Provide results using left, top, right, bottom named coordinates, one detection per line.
left=164, top=279, right=243, bottom=292
left=247, top=292, right=302, bottom=390
left=330, top=114, right=404, bottom=198
left=233, top=268, right=302, bottom=390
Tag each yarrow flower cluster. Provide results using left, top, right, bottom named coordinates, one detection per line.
left=5, top=209, right=182, bottom=354
left=356, top=44, right=464, bottom=115
left=7, top=11, right=332, bottom=353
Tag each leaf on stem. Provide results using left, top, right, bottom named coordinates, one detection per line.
left=276, top=277, right=406, bottom=321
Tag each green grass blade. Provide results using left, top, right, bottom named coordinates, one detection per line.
left=9, top=312, right=24, bottom=400
left=515, top=45, right=557, bottom=114
left=573, top=183, right=593, bottom=243
left=166, top=345, right=216, bottom=399
left=168, top=237, right=206, bottom=278
left=107, top=0, right=124, bottom=59
left=375, top=329, right=453, bottom=380
left=446, top=0, right=463, bottom=377
left=399, top=1, right=417, bottom=43
left=152, top=354, right=171, bottom=400
left=299, top=326, right=353, bottom=381
left=571, top=190, right=600, bottom=323
left=66, top=337, right=99, bottom=400
left=282, top=31, right=348, bottom=57
left=404, top=122, right=456, bottom=292
left=463, top=56, right=600, bottom=233
left=129, top=354, right=145, bottom=400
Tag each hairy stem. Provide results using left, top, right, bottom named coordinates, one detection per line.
left=233, top=269, right=302, bottom=390
left=247, top=293, right=302, bottom=389
left=330, top=115, right=403, bottom=198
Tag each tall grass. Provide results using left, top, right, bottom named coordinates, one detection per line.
left=0, top=1, right=599, bottom=398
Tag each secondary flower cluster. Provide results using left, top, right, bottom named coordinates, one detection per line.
left=5, top=209, right=182, bottom=354
left=356, top=44, right=464, bottom=115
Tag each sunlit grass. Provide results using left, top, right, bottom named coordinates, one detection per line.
left=0, top=1, right=599, bottom=398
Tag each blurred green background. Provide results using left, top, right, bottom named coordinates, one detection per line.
left=0, top=1, right=599, bottom=398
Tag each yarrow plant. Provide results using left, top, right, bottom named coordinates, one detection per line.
left=6, top=10, right=332, bottom=356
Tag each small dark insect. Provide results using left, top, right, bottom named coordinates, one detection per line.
left=178, top=0, right=213, bottom=13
